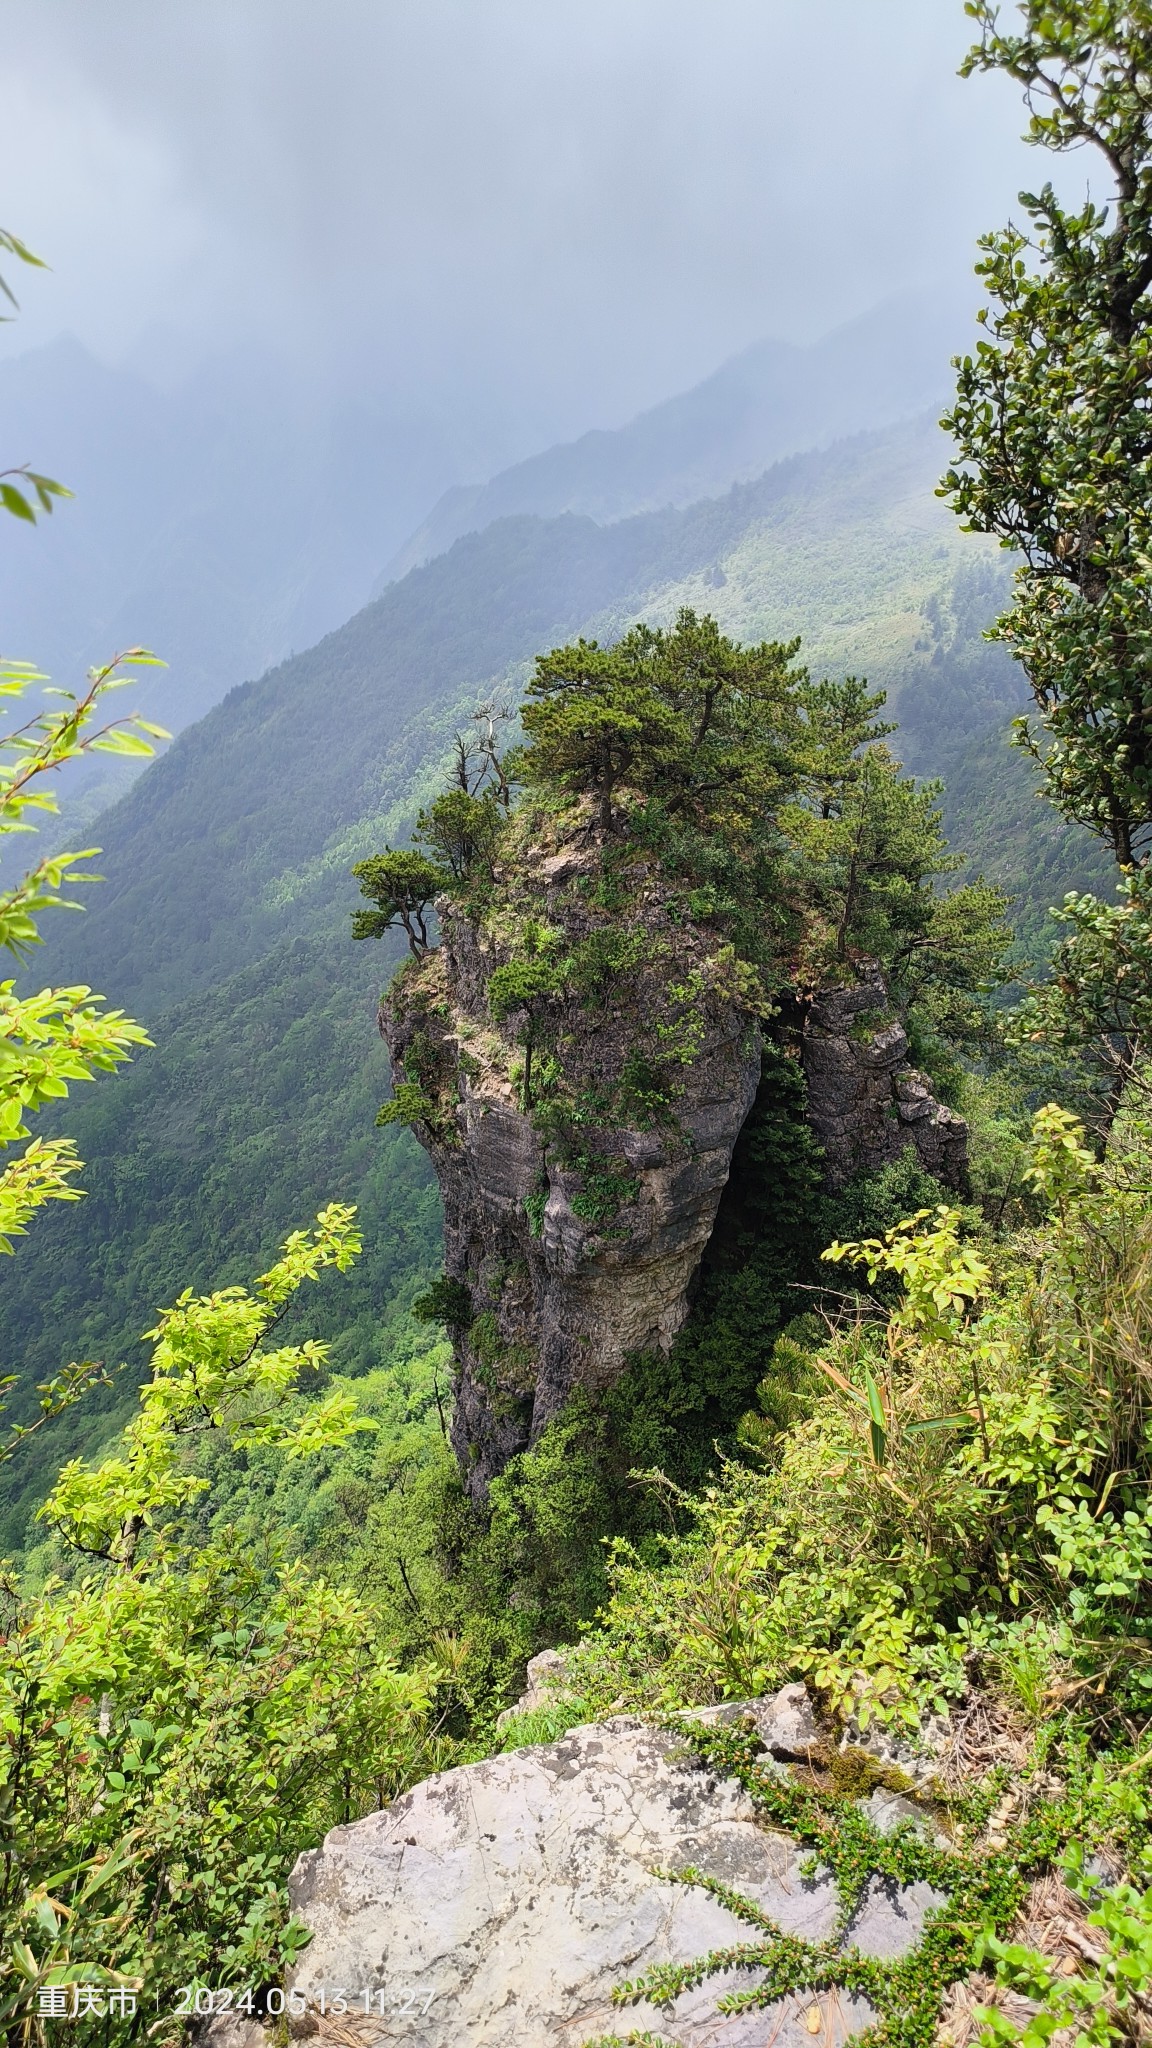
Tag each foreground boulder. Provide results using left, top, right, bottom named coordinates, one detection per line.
left=282, top=1700, right=946, bottom=2047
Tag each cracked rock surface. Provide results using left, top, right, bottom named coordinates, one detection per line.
left=381, top=823, right=965, bottom=1498
left=800, top=959, right=968, bottom=1191
left=276, top=1701, right=946, bottom=2048
left=380, top=829, right=763, bottom=1497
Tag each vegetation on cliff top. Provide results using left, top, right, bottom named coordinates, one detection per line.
left=368, top=606, right=1014, bottom=1136
left=0, top=454, right=1084, bottom=1545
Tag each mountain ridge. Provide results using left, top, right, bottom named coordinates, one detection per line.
left=41, top=412, right=960, bottom=1020
left=379, top=293, right=974, bottom=583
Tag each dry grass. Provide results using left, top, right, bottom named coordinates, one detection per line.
left=935, top=1685, right=1071, bottom=1851
left=935, top=1870, right=1150, bottom=2048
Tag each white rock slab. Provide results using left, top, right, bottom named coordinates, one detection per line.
left=844, top=1875, right=948, bottom=1960
left=287, top=1716, right=841, bottom=2047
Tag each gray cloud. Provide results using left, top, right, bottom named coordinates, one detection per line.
left=0, top=1, right=1051, bottom=440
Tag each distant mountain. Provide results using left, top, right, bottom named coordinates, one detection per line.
left=0, top=336, right=540, bottom=753
left=37, top=412, right=984, bottom=1020
left=379, top=294, right=974, bottom=584
left=0, top=410, right=1055, bottom=1554
left=0, top=291, right=972, bottom=796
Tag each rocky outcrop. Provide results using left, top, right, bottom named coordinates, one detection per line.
left=279, top=1692, right=949, bottom=2048
left=382, top=832, right=968, bottom=1495
left=381, top=832, right=762, bottom=1497
left=495, top=1646, right=569, bottom=1729
left=799, top=959, right=968, bottom=1191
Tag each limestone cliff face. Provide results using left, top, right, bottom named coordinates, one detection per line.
left=380, top=830, right=763, bottom=1496
left=798, top=959, right=969, bottom=1191
left=381, top=830, right=968, bottom=1496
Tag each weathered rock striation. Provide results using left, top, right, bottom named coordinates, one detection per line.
left=380, top=829, right=763, bottom=1496
left=797, top=958, right=969, bottom=1191
left=381, top=828, right=967, bottom=1496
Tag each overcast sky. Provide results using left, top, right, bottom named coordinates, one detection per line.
left=0, top=1, right=1064, bottom=443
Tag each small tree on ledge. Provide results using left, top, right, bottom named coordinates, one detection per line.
left=520, top=638, right=681, bottom=833
left=351, top=849, right=446, bottom=957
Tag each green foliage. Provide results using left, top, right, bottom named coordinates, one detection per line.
left=350, top=848, right=446, bottom=956
left=520, top=607, right=806, bottom=842
left=736, top=1319, right=825, bottom=1457
left=652, top=1060, right=958, bottom=1485
left=519, top=634, right=684, bottom=833
left=419, top=1394, right=628, bottom=1720
left=412, top=1274, right=473, bottom=1331
left=782, top=747, right=1012, bottom=1025
left=5, top=227, right=1143, bottom=2030
left=0, top=465, right=69, bottom=528
left=414, top=787, right=504, bottom=883
left=945, top=3, right=1152, bottom=868
left=0, top=651, right=165, bottom=1259
left=0, top=225, right=47, bottom=313
left=511, top=608, right=1013, bottom=1040
left=493, top=1693, right=592, bottom=1752
left=487, top=923, right=568, bottom=1110
left=0, top=226, right=70, bottom=531
left=0, top=1216, right=439, bottom=2042
left=1008, top=867, right=1152, bottom=1099
left=795, top=672, right=897, bottom=814
left=0, top=928, right=443, bottom=1558
left=823, top=1203, right=991, bottom=1343
left=42, top=1206, right=367, bottom=1563
left=654, top=1043, right=828, bottom=1449
left=975, top=1850, right=1152, bottom=2048
left=375, top=1080, right=437, bottom=1130
left=567, top=1153, right=640, bottom=1228
left=487, top=953, right=564, bottom=1024
left=3, top=425, right=1102, bottom=1546
left=596, top=1712, right=1030, bottom=2048
left=559, top=1101, right=1152, bottom=1731
left=0, top=644, right=168, bottom=1503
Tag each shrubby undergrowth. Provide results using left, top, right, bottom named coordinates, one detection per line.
left=0, top=1215, right=444, bottom=2041
left=562, top=1104, right=1152, bottom=1733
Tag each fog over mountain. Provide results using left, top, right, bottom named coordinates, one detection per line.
left=381, top=293, right=973, bottom=583
left=0, top=284, right=971, bottom=780
left=1, top=3, right=1035, bottom=402
left=0, top=0, right=1048, bottom=776
left=0, top=336, right=538, bottom=731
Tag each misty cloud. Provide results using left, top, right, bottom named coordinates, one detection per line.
left=1, top=1, right=1046, bottom=437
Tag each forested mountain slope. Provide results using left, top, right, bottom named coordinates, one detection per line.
left=0, top=412, right=1102, bottom=1547
left=382, top=294, right=969, bottom=579
left=40, top=413, right=972, bottom=1016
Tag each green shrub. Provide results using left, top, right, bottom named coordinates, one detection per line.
left=562, top=1104, right=1152, bottom=1733
left=0, top=1213, right=439, bottom=2040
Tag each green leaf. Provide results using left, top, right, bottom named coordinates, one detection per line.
left=863, top=1366, right=887, bottom=1466
left=0, top=482, right=35, bottom=523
